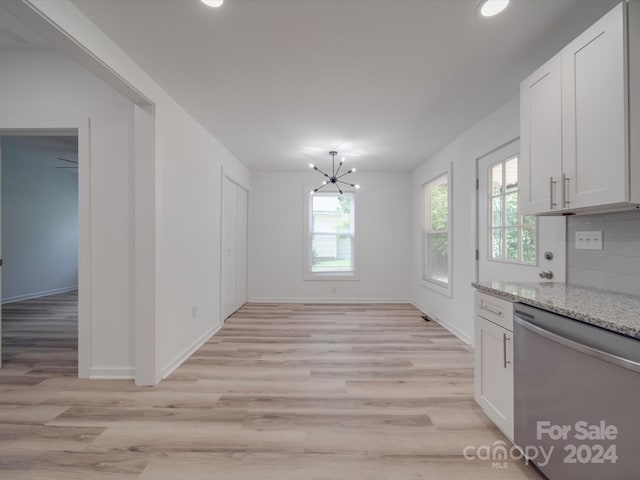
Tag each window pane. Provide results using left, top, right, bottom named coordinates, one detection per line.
left=427, top=232, right=448, bottom=284
left=505, top=157, right=518, bottom=192
left=505, top=192, right=519, bottom=226
left=311, top=234, right=353, bottom=272
left=492, top=196, right=502, bottom=227
left=491, top=228, right=503, bottom=259
left=430, top=182, right=448, bottom=231
left=491, top=163, right=502, bottom=196
left=522, top=214, right=536, bottom=226
left=522, top=227, right=536, bottom=263
left=312, top=195, right=351, bottom=233
left=506, top=228, right=519, bottom=261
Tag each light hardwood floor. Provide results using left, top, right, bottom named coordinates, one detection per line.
left=0, top=298, right=540, bottom=479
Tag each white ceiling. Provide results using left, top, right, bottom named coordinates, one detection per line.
left=70, top=0, right=618, bottom=171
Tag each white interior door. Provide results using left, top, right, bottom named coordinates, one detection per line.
left=221, top=177, right=237, bottom=320
left=235, top=185, right=248, bottom=309
left=477, top=139, right=566, bottom=283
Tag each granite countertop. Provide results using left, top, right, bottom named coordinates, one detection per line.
left=472, top=281, right=640, bottom=340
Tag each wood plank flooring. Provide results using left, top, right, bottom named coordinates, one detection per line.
left=0, top=299, right=541, bottom=479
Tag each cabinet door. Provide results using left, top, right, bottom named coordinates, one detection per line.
left=474, top=316, right=513, bottom=440
left=562, top=3, right=626, bottom=209
left=520, top=54, right=564, bottom=215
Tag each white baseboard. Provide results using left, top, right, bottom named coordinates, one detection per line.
left=89, top=365, right=135, bottom=380
left=248, top=297, right=412, bottom=304
left=161, top=321, right=223, bottom=380
left=2, top=286, right=78, bottom=304
left=410, top=299, right=472, bottom=345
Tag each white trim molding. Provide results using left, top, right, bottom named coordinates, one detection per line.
left=89, top=366, right=135, bottom=380
left=2, top=286, right=78, bottom=305
left=161, top=321, right=224, bottom=380
left=411, top=299, right=472, bottom=345
left=249, top=297, right=411, bottom=304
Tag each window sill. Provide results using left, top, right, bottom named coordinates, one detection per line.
left=304, top=271, right=360, bottom=281
left=421, top=277, right=452, bottom=298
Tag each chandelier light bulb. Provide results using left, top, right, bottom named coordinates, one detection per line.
left=308, top=150, right=360, bottom=194
left=310, top=189, right=315, bottom=195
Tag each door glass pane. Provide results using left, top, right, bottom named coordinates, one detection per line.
left=491, top=228, right=503, bottom=259
left=491, top=163, right=503, bottom=196
left=505, top=192, right=519, bottom=226
left=505, top=228, right=519, bottom=261
left=492, top=196, right=503, bottom=227
left=522, top=227, right=536, bottom=263
left=505, top=157, right=518, bottom=192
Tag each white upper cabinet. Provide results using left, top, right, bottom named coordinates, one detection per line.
left=520, top=55, right=563, bottom=215
left=521, top=2, right=639, bottom=215
left=562, top=4, right=626, bottom=210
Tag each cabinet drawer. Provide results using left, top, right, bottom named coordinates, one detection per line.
left=475, top=292, right=513, bottom=331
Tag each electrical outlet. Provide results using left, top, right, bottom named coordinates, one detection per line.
left=192, top=306, right=198, bottom=318
left=575, top=231, right=603, bottom=250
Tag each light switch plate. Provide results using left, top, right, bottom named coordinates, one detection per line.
left=575, top=231, right=603, bottom=250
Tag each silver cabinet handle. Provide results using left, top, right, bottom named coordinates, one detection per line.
left=549, top=176, right=557, bottom=209
left=562, top=174, right=570, bottom=208
left=503, top=333, right=511, bottom=368
left=479, top=303, right=502, bottom=316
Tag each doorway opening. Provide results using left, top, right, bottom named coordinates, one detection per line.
left=1, top=134, right=79, bottom=375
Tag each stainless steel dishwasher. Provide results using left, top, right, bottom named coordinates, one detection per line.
left=514, top=303, right=640, bottom=480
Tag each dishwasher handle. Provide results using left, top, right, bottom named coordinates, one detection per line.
left=514, top=315, right=640, bottom=374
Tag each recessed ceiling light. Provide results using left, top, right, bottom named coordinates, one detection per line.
left=201, top=0, right=224, bottom=7
left=478, top=0, right=509, bottom=17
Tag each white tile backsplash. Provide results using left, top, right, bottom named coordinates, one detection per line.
left=567, top=210, right=640, bottom=295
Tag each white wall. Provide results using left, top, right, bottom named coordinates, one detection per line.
left=249, top=171, right=411, bottom=302
left=1, top=136, right=78, bottom=303
left=0, top=48, right=135, bottom=375
left=3, top=1, right=251, bottom=382
left=411, top=96, right=520, bottom=344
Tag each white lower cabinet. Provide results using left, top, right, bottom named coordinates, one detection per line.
left=474, top=292, right=514, bottom=441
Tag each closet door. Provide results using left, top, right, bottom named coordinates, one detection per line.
left=222, top=178, right=237, bottom=320
left=235, top=186, right=248, bottom=310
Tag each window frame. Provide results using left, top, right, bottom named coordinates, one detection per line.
left=304, top=189, right=359, bottom=281
left=487, top=155, right=538, bottom=266
left=421, top=168, right=453, bottom=297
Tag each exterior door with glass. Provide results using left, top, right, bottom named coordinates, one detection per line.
left=477, top=139, right=566, bottom=283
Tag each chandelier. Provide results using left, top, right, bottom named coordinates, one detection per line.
left=309, top=151, right=360, bottom=195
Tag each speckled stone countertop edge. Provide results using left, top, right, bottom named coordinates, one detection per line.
left=472, top=282, right=640, bottom=340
